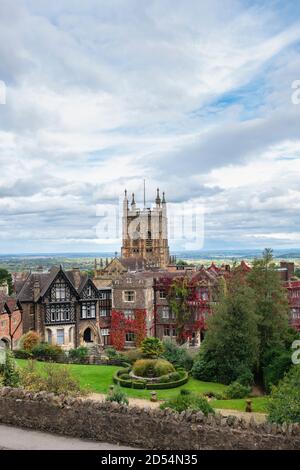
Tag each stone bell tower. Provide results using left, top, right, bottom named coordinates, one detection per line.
left=121, top=187, right=169, bottom=269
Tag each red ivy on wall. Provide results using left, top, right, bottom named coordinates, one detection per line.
left=110, top=309, right=147, bottom=351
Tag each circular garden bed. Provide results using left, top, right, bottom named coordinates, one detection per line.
left=113, top=358, right=189, bottom=390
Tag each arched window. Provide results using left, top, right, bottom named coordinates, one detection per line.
left=0, top=338, right=9, bottom=349
left=46, top=329, right=52, bottom=344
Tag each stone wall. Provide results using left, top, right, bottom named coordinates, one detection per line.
left=0, top=387, right=300, bottom=450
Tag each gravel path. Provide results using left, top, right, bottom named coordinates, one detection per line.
left=85, top=393, right=267, bottom=422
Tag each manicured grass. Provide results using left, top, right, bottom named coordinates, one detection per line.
left=16, top=359, right=120, bottom=394
left=16, top=359, right=269, bottom=412
left=211, top=397, right=269, bottom=413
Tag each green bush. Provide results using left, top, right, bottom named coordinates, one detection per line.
left=263, top=347, right=292, bottom=393
left=133, top=359, right=175, bottom=377
left=122, top=348, right=143, bottom=364
left=19, top=360, right=84, bottom=396
left=180, top=389, right=191, bottom=396
left=106, top=385, right=129, bottom=405
left=105, top=347, right=123, bottom=360
left=168, top=372, right=180, bottom=381
left=225, top=381, right=251, bottom=399
left=31, top=343, right=65, bottom=361
left=3, top=350, right=20, bottom=387
left=140, top=337, right=164, bottom=358
left=158, top=374, right=171, bottom=383
left=162, top=340, right=194, bottom=370
left=267, top=365, right=300, bottom=424
left=160, top=392, right=215, bottom=415
left=132, top=380, right=147, bottom=389
left=236, top=368, right=254, bottom=387
left=13, top=349, right=33, bottom=359
left=119, top=373, right=131, bottom=380
left=68, top=346, right=88, bottom=362
left=192, top=356, right=219, bottom=382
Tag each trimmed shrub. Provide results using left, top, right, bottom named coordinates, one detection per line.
left=140, top=337, right=164, bottom=358
left=160, top=392, right=215, bottom=415
left=225, top=381, right=251, bottom=399
left=106, top=385, right=129, bottom=405
left=267, top=365, right=300, bottom=424
left=31, top=343, right=65, bottom=361
left=119, top=373, right=131, bottom=380
left=162, top=340, right=194, bottom=371
left=20, top=331, right=40, bottom=351
left=68, top=346, right=88, bottom=363
left=133, top=359, right=175, bottom=378
left=114, top=368, right=189, bottom=390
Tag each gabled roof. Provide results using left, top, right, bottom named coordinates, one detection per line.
left=191, top=267, right=218, bottom=283
left=0, top=294, right=21, bottom=315
left=17, top=266, right=93, bottom=302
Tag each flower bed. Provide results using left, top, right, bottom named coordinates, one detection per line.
left=113, top=367, right=189, bottom=390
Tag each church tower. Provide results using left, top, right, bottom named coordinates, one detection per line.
left=121, top=187, right=170, bottom=269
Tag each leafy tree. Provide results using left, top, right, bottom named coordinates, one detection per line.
left=140, top=337, right=163, bottom=358
left=20, top=331, right=40, bottom=351
left=248, top=248, right=290, bottom=364
left=0, top=268, right=13, bottom=295
left=268, top=365, right=300, bottom=424
left=192, top=277, right=259, bottom=384
left=168, top=277, right=192, bottom=344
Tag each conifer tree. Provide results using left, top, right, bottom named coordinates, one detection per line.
left=192, top=275, right=259, bottom=384
left=247, top=248, right=290, bottom=364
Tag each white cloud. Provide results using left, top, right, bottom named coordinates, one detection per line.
left=0, top=0, right=300, bottom=252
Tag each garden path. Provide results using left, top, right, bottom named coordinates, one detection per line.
left=85, top=393, right=267, bottom=422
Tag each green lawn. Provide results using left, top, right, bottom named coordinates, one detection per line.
left=16, top=359, right=269, bottom=413
left=211, top=397, right=269, bottom=413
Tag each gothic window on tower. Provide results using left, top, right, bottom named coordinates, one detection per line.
left=124, top=290, right=135, bottom=302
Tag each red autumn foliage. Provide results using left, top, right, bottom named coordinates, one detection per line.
left=110, top=309, right=147, bottom=351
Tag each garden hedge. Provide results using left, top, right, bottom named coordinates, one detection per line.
left=113, top=368, right=189, bottom=390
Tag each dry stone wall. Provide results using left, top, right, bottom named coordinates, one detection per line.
left=0, top=387, right=300, bottom=450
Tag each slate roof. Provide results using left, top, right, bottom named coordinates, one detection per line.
left=16, top=267, right=93, bottom=302
left=0, top=294, right=20, bottom=314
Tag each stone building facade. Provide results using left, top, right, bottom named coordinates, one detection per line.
left=16, top=267, right=112, bottom=350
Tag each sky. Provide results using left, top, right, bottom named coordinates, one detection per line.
left=0, top=0, right=300, bottom=254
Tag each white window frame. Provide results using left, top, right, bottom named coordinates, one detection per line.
left=123, top=290, right=135, bottom=302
